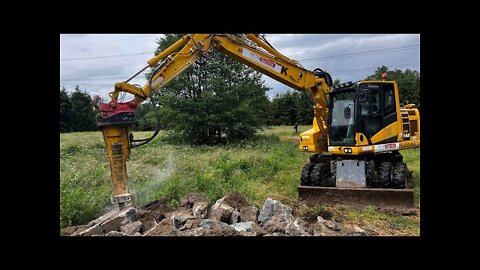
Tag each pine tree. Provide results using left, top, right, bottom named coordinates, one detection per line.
left=270, top=91, right=313, bottom=126
left=70, top=86, right=96, bottom=132
left=294, top=91, right=314, bottom=125
left=60, top=86, right=72, bottom=132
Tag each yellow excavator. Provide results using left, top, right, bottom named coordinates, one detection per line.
left=96, top=34, right=420, bottom=210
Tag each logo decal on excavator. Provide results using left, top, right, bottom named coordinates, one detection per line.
left=384, top=143, right=397, bottom=149
left=374, top=142, right=400, bottom=152
left=259, top=57, right=275, bottom=68
left=242, top=48, right=283, bottom=74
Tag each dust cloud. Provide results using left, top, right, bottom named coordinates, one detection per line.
left=131, top=152, right=175, bottom=206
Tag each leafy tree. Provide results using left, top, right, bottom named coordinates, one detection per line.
left=269, top=90, right=313, bottom=126
left=333, top=78, right=341, bottom=86
left=150, top=34, right=270, bottom=144
left=134, top=103, right=157, bottom=131
left=366, top=65, right=420, bottom=106
left=270, top=91, right=297, bottom=125
left=70, top=86, right=96, bottom=132
left=60, top=86, right=72, bottom=132
left=294, top=91, right=314, bottom=125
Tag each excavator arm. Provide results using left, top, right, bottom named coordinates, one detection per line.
left=100, top=34, right=215, bottom=117
left=97, top=34, right=332, bottom=209
left=212, top=34, right=332, bottom=152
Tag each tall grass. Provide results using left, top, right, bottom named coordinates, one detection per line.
left=401, top=148, right=420, bottom=207
left=60, top=126, right=420, bottom=232
left=60, top=127, right=311, bottom=227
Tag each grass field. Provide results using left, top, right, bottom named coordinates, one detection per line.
left=60, top=126, right=420, bottom=235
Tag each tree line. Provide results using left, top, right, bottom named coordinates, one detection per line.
left=366, top=65, right=420, bottom=106
left=60, top=86, right=98, bottom=132
left=134, top=90, right=315, bottom=132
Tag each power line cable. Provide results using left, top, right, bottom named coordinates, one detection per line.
left=60, top=43, right=419, bottom=62
left=60, top=62, right=419, bottom=83
left=329, top=62, right=420, bottom=73
left=61, top=51, right=153, bottom=61
left=59, top=83, right=114, bottom=86
left=62, top=34, right=158, bottom=48
left=61, top=76, right=133, bottom=81
left=298, top=44, right=419, bottom=62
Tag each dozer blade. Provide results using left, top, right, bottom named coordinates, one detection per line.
left=298, top=186, right=414, bottom=209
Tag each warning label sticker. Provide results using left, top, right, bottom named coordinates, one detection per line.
left=374, top=143, right=399, bottom=152
left=242, top=48, right=282, bottom=73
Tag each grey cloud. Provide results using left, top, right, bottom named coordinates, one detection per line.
left=60, top=34, right=160, bottom=97
left=60, top=34, right=419, bottom=99
left=263, top=34, right=419, bottom=95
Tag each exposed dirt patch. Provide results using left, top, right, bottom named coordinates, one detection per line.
left=292, top=204, right=335, bottom=223
left=136, top=197, right=173, bottom=231
left=180, top=193, right=209, bottom=208
left=377, top=207, right=418, bottom=216
left=305, top=209, right=333, bottom=222
left=221, top=192, right=251, bottom=209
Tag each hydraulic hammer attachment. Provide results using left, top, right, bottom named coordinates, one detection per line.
left=97, top=113, right=136, bottom=210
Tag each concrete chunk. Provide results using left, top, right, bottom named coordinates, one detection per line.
left=120, top=221, right=143, bottom=235
left=77, top=207, right=136, bottom=236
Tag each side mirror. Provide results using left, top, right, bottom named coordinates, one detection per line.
left=358, top=90, right=367, bottom=104
left=344, top=106, right=351, bottom=119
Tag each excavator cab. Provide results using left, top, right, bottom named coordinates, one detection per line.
left=299, top=80, right=419, bottom=209
left=328, top=81, right=399, bottom=147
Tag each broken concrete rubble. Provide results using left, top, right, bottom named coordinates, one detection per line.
left=62, top=193, right=369, bottom=237
left=120, top=221, right=143, bottom=235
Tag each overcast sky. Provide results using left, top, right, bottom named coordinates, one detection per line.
left=60, top=34, right=420, bottom=100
